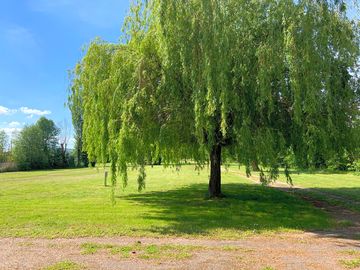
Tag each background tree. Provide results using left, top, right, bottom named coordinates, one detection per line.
left=57, top=119, right=71, bottom=167
left=68, top=67, right=89, bottom=167
left=37, top=117, right=59, bottom=167
left=13, top=117, right=60, bottom=170
left=13, top=125, right=47, bottom=170
left=72, top=0, right=360, bottom=198
left=0, top=131, right=8, bottom=163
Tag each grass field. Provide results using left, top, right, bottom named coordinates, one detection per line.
left=0, top=165, right=336, bottom=238
left=276, top=170, right=360, bottom=212
left=226, top=166, right=360, bottom=213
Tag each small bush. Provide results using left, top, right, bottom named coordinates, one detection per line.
left=353, top=159, right=360, bottom=174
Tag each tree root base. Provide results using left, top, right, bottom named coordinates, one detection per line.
left=208, top=193, right=226, bottom=199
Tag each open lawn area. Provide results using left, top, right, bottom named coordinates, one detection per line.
left=278, top=171, right=360, bottom=212
left=1, top=166, right=360, bottom=270
left=0, top=166, right=334, bottom=239
left=226, top=166, right=360, bottom=213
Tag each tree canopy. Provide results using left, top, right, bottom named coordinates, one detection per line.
left=13, top=117, right=61, bottom=170
left=71, top=0, right=360, bottom=197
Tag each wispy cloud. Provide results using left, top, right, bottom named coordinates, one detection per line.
left=8, top=121, right=21, bottom=128
left=20, top=107, right=51, bottom=118
left=0, top=105, right=51, bottom=117
left=0, top=106, right=17, bottom=115
left=3, top=25, right=37, bottom=48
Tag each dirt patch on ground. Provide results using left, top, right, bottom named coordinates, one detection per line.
left=0, top=233, right=359, bottom=270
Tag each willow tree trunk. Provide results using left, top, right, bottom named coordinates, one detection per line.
left=251, top=160, right=260, bottom=171
left=209, top=144, right=222, bottom=198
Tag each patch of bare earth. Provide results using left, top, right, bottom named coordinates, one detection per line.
left=0, top=233, right=359, bottom=270
left=2, top=173, right=360, bottom=270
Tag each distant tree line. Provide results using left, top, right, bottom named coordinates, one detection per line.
left=0, top=130, right=9, bottom=164
left=1, top=114, right=359, bottom=173
left=0, top=117, right=84, bottom=172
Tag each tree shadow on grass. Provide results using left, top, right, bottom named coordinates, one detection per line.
left=300, top=187, right=360, bottom=208
left=118, top=183, right=332, bottom=238
left=277, top=186, right=360, bottom=244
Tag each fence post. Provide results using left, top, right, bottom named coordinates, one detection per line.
left=104, top=171, right=108, bottom=187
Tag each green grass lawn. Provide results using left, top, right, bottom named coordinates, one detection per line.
left=228, top=166, right=360, bottom=212
left=0, top=166, right=333, bottom=238
left=276, top=170, right=360, bottom=212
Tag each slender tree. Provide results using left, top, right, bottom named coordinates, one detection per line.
left=58, top=119, right=70, bottom=167
left=0, top=130, right=8, bottom=163
left=68, top=67, right=89, bottom=167
left=72, top=0, right=360, bottom=197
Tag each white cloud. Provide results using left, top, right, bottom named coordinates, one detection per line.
left=8, top=121, right=21, bottom=128
left=0, top=106, right=17, bottom=115
left=0, top=127, right=22, bottom=138
left=20, top=107, right=51, bottom=117
left=0, top=121, right=25, bottom=139
left=0, top=106, right=51, bottom=117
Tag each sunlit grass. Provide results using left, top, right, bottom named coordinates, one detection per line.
left=0, top=165, right=333, bottom=238
left=227, top=165, right=360, bottom=212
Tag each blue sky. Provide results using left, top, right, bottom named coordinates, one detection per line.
left=0, top=1, right=358, bottom=146
left=0, top=0, right=130, bottom=145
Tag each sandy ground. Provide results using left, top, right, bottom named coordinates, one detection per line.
left=0, top=231, right=359, bottom=270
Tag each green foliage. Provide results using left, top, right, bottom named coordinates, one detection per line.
left=0, top=130, right=8, bottom=163
left=68, top=68, right=89, bottom=168
left=71, top=0, right=360, bottom=191
left=353, top=159, right=360, bottom=174
left=12, top=117, right=71, bottom=170
left=13, top=124, right=49, bottom=170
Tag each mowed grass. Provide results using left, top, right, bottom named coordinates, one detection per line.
left=227, top=166, right=360, bottom=212
left=275, top=170, right=360, bottom=212
left=0, top=165, right=333, bottom=238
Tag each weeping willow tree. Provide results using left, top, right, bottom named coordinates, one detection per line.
left=70, top=0, right=359, bottom=198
